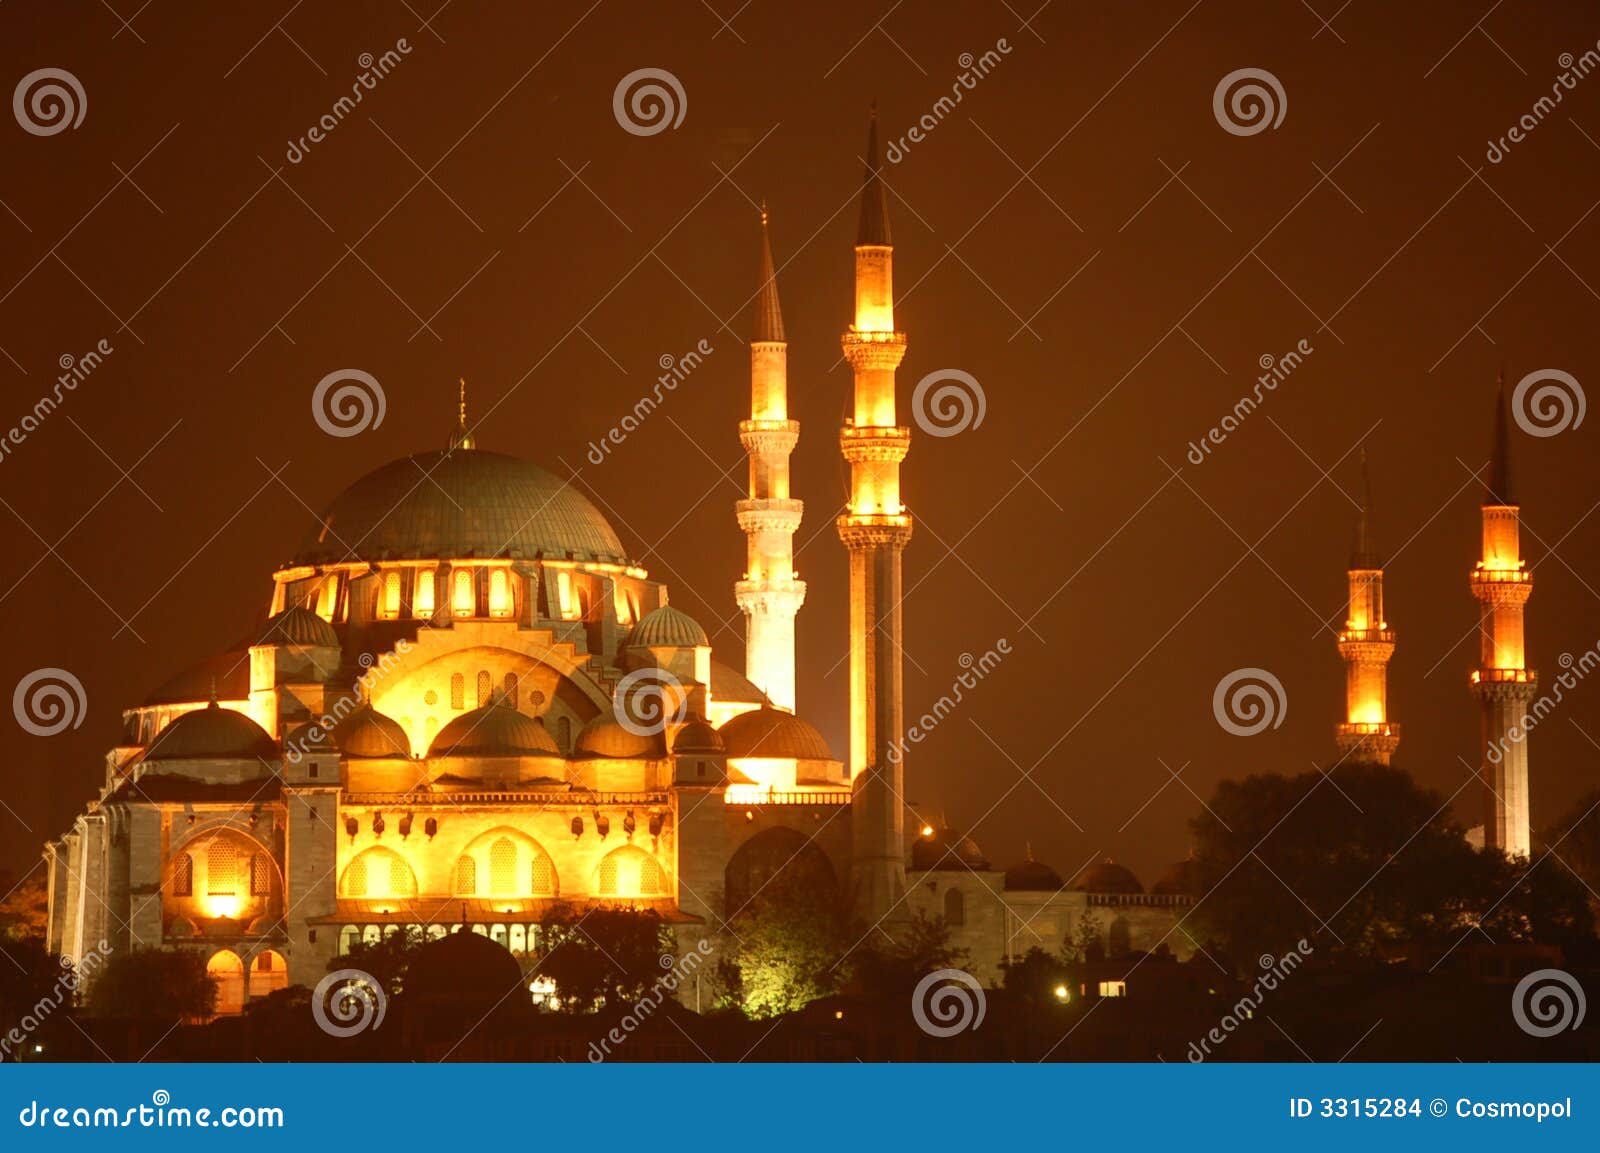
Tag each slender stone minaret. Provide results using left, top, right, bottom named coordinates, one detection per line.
left=449, top=377, right=476, bottom=451
left=1336, top=449, right=1400, bottom=765
left=840, top=106, right=912, bottom=920
left=1472, top=373, right=1536, bottom=857
left=735, top=207, right=806, bottom=713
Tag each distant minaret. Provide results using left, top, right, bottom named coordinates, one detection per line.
left=449, top=377, right=476, bottom=451
left=1472, top=373, right=1536, bottom=857
left=840, top=105, right=912, bottom=920
left=1336, top=449, right=1399, bottom=765
left=735, top=207, right=806, bottom=713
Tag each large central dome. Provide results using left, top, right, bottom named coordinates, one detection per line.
left=292, top=449, right=631, bottom=566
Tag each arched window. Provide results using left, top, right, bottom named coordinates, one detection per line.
left=531, top=854, right=555, bottom=895
left=172, top=852, right=193, bottom=896
left=450, top=673, right=465, bottom=710
left=490, top=837, right=516, bottom=895
left=595, top=846, right=663, bottom=898
left=452, top=568, right=474, bottom=617
left=638, top=855, right=662, bottom=896
left=413, top=570, right=435, bottom=618
left=250, top=854, right=272, bottom=896
left=339, top=849, right=416, bottom=899
left=343, top=855, right=368, bottom=897
left=598, top=855, right=619, bottom=895
left=389, top=856, right=411, bottom=895
left=315, top=575, right=339, bottom=621
left=455, top=855, right=477, bottom=895
left=476, top=670, right=492, bottom=708
left=503, top=673, right=519, bottom=707
left=488, top=569, right=511, bottom=617
left=206, top=840, right=238, bottom=896
left=380, top=571, right=402, bottom=618
left=208, top=951, right=245, bottom=1017
left=944, top=887, right=965, bottom=927
left=557, top=716, right=572, bottom=752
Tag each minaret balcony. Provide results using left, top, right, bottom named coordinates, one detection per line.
left=1470, top=568, right=1533, bottom=606
left=1471, top=667, right=1538, bottom=684
left=839, top=425, right=911, bottom=464
left=739, top=419, right=800, bottom=456
left=837, top=513, right=913, bottom=549
left=841, top=330, right=907, bottom=370
left=1337, top=627, right=1395, bottom=644
left=736, top=499, right=804, bottom=535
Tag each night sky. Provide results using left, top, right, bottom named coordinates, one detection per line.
left=1, top=1, right=1597, bottom=887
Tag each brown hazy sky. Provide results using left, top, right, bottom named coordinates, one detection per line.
left=1, top=0, right=1597, bottom=884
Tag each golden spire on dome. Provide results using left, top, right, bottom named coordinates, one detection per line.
left=450, top=377, right=476, bottom=451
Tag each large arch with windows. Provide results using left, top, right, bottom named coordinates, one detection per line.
left=167, top=827, right=280, bottom=929
left=339, top=846, right=418, bottom=899
left=593, top=844, right=666, bottom=899
left=452, top=828, right=559, bottom=898
left=723, top=826, right=839, bottom=919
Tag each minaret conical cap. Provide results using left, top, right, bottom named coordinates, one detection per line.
left=753, top=204, right=786, bottom=343
left=856, top=102, right=892, bottom=247
left=1486, top=368, right=1514, bottom=506
left=1351, top=446, right=1380, bottom=568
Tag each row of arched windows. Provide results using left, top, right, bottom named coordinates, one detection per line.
left=171, top=842, right=273, bottom=897
left=447, top=670, right=520, bottom=710
left=369, top=567, right=518, bottom=621
left=337, top=840, right=665, bottom=900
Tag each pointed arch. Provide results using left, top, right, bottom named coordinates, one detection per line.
left=594, top=845, right=666, bottom=899
left=339, top=847, right=417, bottom=899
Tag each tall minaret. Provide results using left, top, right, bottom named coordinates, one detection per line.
left=735, top=207, right=806, bottom=713
left=1471, top=373, right=1536, bottom=857
left=449, top=377, right=476, bottom=451
left=1336, top=449, right=1400, bottom=765
left=840, top=106, right=912, bottom=920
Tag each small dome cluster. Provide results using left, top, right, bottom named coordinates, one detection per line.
left=144, top=701, right=277, bottom=763
left=627, top=604, right=709, bottom=649
left=429, top=702, right=561, bottom=758
left=911, top=826, right=990, bottom=871
left=717, top=707, right=833, bottom=760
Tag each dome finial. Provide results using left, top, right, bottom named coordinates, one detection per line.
left=450, top=377, right=476, bottom=451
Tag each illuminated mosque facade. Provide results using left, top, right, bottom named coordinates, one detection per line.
left=40, top=113, right=1529, bottom=1014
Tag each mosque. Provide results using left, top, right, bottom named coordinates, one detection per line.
left=40, top=112, right=1531, bottom=1016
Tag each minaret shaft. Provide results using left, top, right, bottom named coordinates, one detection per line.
left=841, top=109, right=911, bottom=920
left=1336, top=454, right=1399, bottom=765
left=736, top=213, right=804, bottom=713
left=1472, top=377, right=1535, bottom=857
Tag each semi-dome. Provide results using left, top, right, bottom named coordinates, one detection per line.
left=429, top=702, right=561, bottom=758
left=574, top=714, right=665, bottom=760
left=329, top=705, right=412, bottom=758
left=1003, top=857, right=1065, bottom=892
left=257, top=604, right=339, bottom=648
left=628, top=604, right=708, bottom=648
left=291, top=449, right=630, bottom=566
left=911, top=826, right=989, bottom=871
left=146, top=701, right=277, bottom=762
left=1071, top=858, right=1144, bottom=895
left=718, top=707, right=833, bottom=760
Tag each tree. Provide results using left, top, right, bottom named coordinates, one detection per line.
left=1545, top=789, right=1600, bottom=921
left=537, top=905, right=676, bottom=1013
left=1060, top=911, right=1104, bottom=964
left=720, top=868, right=846, bottom=1018
left=1187, top=763, right=1594, bottom=964
left=999, top=946, right=1072, bottom=1008
left=852, top=911, right=968, bottom=998
left=0, top=870, right=49, bottom=943
left=330, top=928, right=423, bottom=997
left=86, top=949, right=215, bottom=1022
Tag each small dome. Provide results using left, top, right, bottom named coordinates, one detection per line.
left=257, top=605, right=338, bottom=648
left=1151, top=857, right=1199, bottom=896
left=331, top=706, right=411, bottom=758
left=429, top=703, right=560, bottom=758
left=1003, top=858, right=1065, bottom=892
left=628, top=604, right=709, bottom=649
left=1071, top=857, right=1144, bottom=895
left=146, top=702, right=277, bottom=762
left=718, top=707, right=833, bottom=760
left=911, top=827, right=989, bottom=871
left=407, top=930, right=524, bottom=1006
left=574, top=714, right=665, bottom=760
left=672, top=715, right=724, bottom=755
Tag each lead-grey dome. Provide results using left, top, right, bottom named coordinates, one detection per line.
left=292, top=449, right=631, bottom=566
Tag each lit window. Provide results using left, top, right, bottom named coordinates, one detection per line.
left=490, top=837, right=516, bottom=895
left=173, top=852, right=193, bottom=896
left=639, top=856, right=662, bottom=896
left=531, top=854, right=554, bottom=895
left=450, top=673, right=465, bottom=711
left=381, top=571, right=401, bottom=618
left=488, top=569, right=512, bottom=617
left=251, top=854, right=272, bottom=896
left=477, top=670, right=492, bottom=708
left=503, top=673, right=519, bottom=708
left=453, top=569, right=474, bottom=616
left=455, top=855, right=477, bottom=895
left=598, top=856, right=618, bottom=895
left=314, top=574, right=340, bottom=621
left=413, top=571, right=435, bottom=618
left=556, top=571, right=574, bottom=619
left=1098, top=981, right=1127, bottom=998
left=340, top=849, right=415, bottom=898
left=206, top=841, right=238, bottom=896
left=614, top=584, right=632, bottom=625
left=343, top=855, right=368, bottom=897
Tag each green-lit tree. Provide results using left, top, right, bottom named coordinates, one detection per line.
left=720, top=868, right=846, bottom=1018
left=0, top=870, right=49, bottom=943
